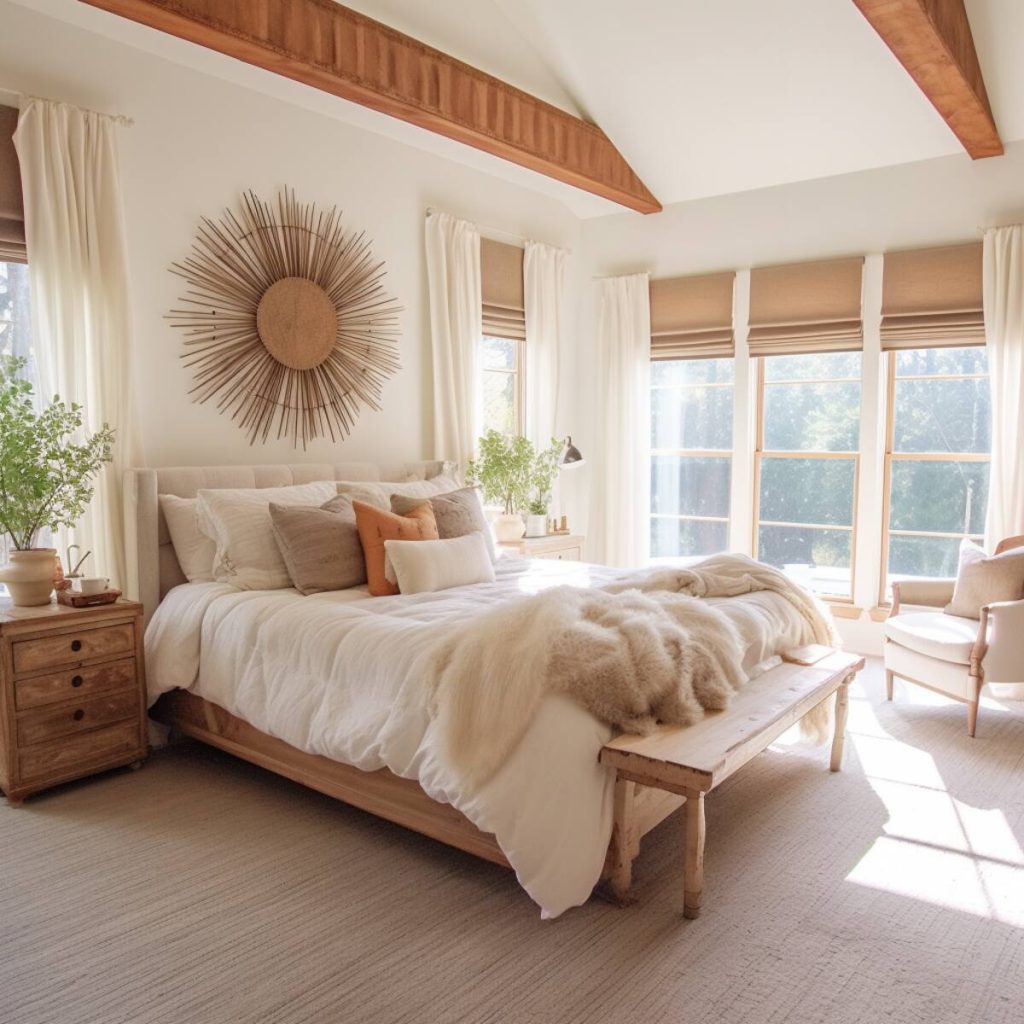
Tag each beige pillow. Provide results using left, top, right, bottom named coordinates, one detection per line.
left=390, top=486, right=496, bottom=562
left=384, top=533, right=495, bottom=595
left=945, top=541, right=1024, bottom=619
left=160, top=495, right=216, bottom=583
left=269, top=495, right=366, bottom=594
left=336, top=473, right=461, bottom=510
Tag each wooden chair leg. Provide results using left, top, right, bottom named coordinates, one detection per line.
left=830, top=679, right=851, bottom=772
left=683, top=788, right=705, bottom=919
left=967, top=674, right=982, bottom=737
left=885, top=669, right=894, bottom=701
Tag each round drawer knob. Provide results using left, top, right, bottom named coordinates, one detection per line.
left=71, top=639, right=82, bottom=652
left=71, top=675, right=84, bottom=688
left=72, top=709, right=85, bottom=722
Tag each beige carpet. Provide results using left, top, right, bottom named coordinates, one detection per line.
left=2, top=659, right=1022, bottom=1024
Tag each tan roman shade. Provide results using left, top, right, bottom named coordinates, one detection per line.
left=880, top=243, right=984, bottom=349
left=0, top=104, right=26, bottom=264
left=480, top=237, right=525, bottom=341
left=748, top=257, right=864, bottom=356
left=649, top=272, right=735, bottom=360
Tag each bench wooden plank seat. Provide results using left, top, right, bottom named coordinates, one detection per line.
left=600, top=649, right=864, bottom=918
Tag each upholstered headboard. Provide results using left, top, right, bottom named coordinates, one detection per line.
left=123, top=462, right=445, bottom=625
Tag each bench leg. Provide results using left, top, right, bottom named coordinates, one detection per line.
left=830, top=677, right=851, bottom=772
left=683, top=788, right=706, bottom=919
left=607, top=778, right=638, bottom=902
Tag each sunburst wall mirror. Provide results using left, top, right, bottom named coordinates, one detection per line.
left=168, top=189, right=401, bottom=448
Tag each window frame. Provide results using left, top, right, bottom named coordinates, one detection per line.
left=751, top=356, right=861, bottom=602
left=479, top=332, right=526, bottom=437
left=878, top=347, right=990, bottom=604
left=649, top=358, right=735, bottom=559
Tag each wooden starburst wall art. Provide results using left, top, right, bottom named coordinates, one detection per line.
left=168, top=189, right=402, bottom=448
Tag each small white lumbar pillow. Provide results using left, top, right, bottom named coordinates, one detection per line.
left=384, top=532, right=495, bottom=595
left=160, top=494, right=217, bottom=583
left=197, top=480, right=338, bottom=590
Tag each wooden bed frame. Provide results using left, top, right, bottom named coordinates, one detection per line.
left=152, top=649, right=864, bottom=916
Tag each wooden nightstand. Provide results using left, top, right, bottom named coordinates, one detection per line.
left=0, top=598, right=148, bottom=805
left=498, top=534, right=586, bottom=561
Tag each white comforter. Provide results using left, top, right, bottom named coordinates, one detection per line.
left=145, top=558, right=811, bottom=918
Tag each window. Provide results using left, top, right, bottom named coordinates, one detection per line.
left=479, top=334, right=524, bottom=436
left=754, top=352, right=861, bottom=597
left=650, top=358, right=733, bottom=559
left=882, top=346, right=990, bottom=592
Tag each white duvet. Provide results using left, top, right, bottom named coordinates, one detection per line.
left=145, top=558, right=811, bottom=918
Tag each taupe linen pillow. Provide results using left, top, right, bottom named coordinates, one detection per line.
left=390, top=486, right=496, bottom=561
left=269, top=494, right=367, bottom=594
left=945, top=543, right=1024, bottom=619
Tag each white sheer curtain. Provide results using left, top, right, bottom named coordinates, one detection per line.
left=425, top=211, right=481, bottom=468
left=524, top=240, right=566, bottom=448
left=983, top=225, right=1024, bottom=548
left=14, top=98, right=140, bottom=589
left=594, top=273, right=651, bottom=567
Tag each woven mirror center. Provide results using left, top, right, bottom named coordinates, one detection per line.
left=256, top=277, right=337, bottom=370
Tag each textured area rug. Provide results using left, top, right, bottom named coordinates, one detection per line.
left=2, top=660, right=1022, bottom=1024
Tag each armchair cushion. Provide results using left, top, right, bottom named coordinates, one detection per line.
left=884, top=611, right=979, bottom=664
left=945, top=540, right=1024, bottom=619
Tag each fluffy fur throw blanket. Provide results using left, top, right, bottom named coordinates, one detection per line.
left=428, top=553, right=839, bottom=791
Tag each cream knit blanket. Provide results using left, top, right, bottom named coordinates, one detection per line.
left=428, top=553, right=839, bottom=791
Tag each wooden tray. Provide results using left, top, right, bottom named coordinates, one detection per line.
left=57, top=588, right=122, bottom=608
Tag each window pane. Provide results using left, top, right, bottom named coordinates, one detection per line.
left=895, top=346, right=988, bottom=377
left=888, top=535, right=966, bottom=580
left=764, top=351, right=860, bottom=381
left=651, top=358, right=734, bottom=387
left=757, top=524, right=852, bottom=595
left=893, top=377, right=991, bottom=453
left=651, top=517, right=729, bottom=559
left=481, top=335, right=516, bottom=370
left=651, top=455, right=731, bottom=518
left=652, top=385, right=733, bottom=450
left=889, top=460, right=989, bottom=536
left=763, top=381, right=860, bottom=451
left=759, top=456, right=856, bottom=527
left=0, top=261, right=34, bottom=365
left=481, top=370, right=515, bottom=435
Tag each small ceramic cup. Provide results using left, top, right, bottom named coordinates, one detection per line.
left=75, top=576, right=110, bottom=596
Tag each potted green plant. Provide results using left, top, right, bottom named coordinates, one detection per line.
left=524, top=438, right=563, bottom=537
left=467, top=430, right=535, bottom=542
left=0, top=356, right=115, bottom=606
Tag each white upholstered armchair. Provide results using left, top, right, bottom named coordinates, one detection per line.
left=884, top=536, right=1024, bottom=736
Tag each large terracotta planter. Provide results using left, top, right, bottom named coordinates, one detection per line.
left=0, top=548, right=57, bottom=607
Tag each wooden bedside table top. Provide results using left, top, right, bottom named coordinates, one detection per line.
left=0, top=597, right=143, bottom=628
left=498, top=534, right=585, bottom=548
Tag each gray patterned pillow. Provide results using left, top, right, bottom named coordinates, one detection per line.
left=390, top=487, right=496, bottom=562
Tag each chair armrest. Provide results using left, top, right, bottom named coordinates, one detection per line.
left=976, top=598, right=1024, bottom=684
left=890, top=578, right=956, bottom=615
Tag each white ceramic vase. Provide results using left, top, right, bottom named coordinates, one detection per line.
left=493, top=513, right=526, bottom=543
left=524, top=514, right=548, bottom=538
left=0, top=548, right=57, bottom=607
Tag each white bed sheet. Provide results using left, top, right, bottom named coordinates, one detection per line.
left=145, top=558, right=810, bottom=918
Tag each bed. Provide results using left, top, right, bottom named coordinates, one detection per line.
left=126, top=462, right=857, bottom=918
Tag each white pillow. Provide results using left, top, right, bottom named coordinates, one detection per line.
left=384, top=532, right=495, bottom=595
left=336, top=473, right=461, bottom=510
left=197, top=481, right=338, bottom=590
left=160, top=495, right=216, bottom=583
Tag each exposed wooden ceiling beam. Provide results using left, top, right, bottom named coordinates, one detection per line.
left=852, top=0, right=1002, bottom=159
left=79, top=0, right=661, bottom=213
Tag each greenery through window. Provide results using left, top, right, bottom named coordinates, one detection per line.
left=883, top=346, right=990, bottom=592
left=754, top=352, right=861, bottom=598
left=479, top=335, right=523, bottom=436
left=650, top=358, right=733, bottom=560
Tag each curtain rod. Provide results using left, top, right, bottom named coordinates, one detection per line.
left=0, top=87, right=134, bottom=126
left=425, top=207, right=571, bottom=254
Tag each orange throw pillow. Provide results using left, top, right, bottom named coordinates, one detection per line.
left=353, top=499, right=439, bottom=596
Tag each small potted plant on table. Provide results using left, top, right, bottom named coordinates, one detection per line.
left=0, top=356, right=115, bottom=606
left=525, top=437, right=563, bottom=537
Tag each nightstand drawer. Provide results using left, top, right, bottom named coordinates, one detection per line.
left=14, top=658, right=137, bottom=711
left=17, top=689, right=140, bottom=746
left=18, top=719, right=141, bottom=784
left=538, top=547, right=582, bottom=561
left=13, top=622, right=135, bottom=675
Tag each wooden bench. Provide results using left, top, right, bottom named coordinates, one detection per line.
left=600, top=648, right=865, bottom=918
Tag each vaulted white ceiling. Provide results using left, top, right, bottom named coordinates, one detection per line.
left=15, top=0, right=1024, bottom=218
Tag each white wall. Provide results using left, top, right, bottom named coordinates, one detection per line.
left=0, top=0, right=581, bottom=468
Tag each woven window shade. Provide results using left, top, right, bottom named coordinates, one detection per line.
left=480, top=237, right=525, bottom=341
left=748, top=257, right=864, bottom=356
left=0, top=105, right=26, bottom=264
left=880, top=243, right=984, bottom=349
left=649, top=272, right=735, bottom=360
